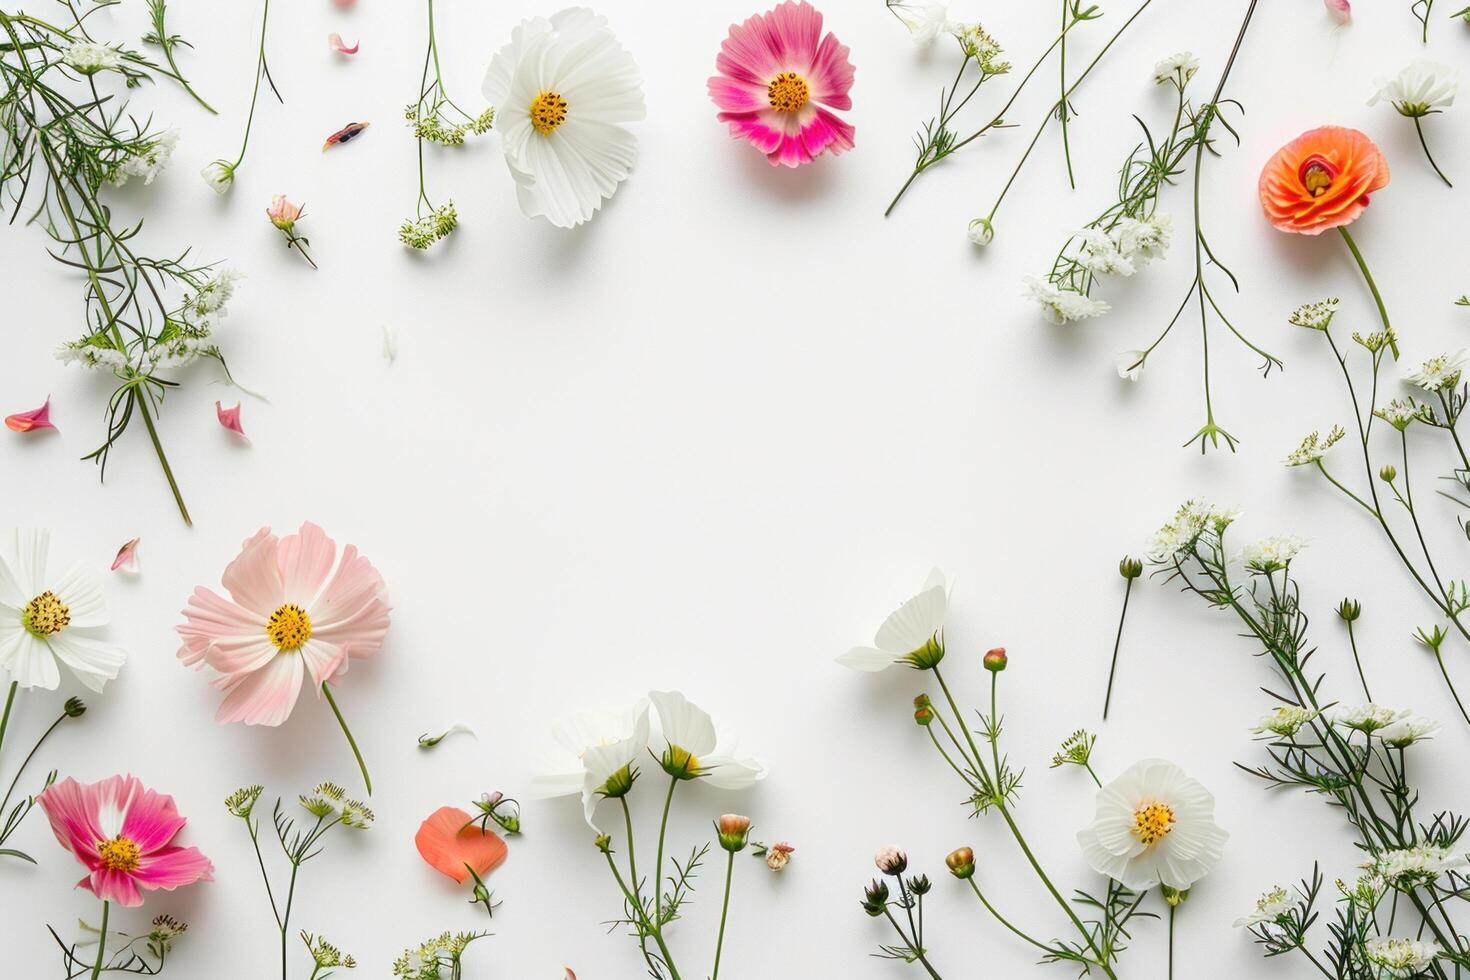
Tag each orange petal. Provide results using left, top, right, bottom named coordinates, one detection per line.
left=414, top=805, right=508, bottom=884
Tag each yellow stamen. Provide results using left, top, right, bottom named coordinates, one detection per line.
left=266, top=603, right=312, bottom=652
left=1301, top=163, right=1333, bottom=198
left=97, top=835, right=141, bottom=872
left=529, top=91, right=569, bottom=136
left=22, top=591, right=69, bottom=637
left=1132, top=802, right=1176, bottom=846
left=767, top=72, right=810, bottom=113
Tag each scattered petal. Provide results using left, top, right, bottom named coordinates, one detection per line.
left=322, top=122, right=370, bottom=150
left=414, top=805, right=508, bottom=884
left=6, top=396, right=56, bottom=433
left=381, top=324, right=398, bottom=363
left=332, top=0, right=357, bottom=7
left=111, top=538, right=140, bottom=574
left=1324, top=0, right=1351, bottom=22
left=418, top=723, right=475, bottom=749
left=215, top=400, right=249, bottom=443
left=328, top=33, right=359, bottom=55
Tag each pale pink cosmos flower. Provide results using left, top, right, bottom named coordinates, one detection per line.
left=111, top=537, right=140, bottom=574
left=176, top=522, right=390, bottom=726
left=6, top=395, right=56, bottom=433
left=1324, top=0, right=1351, bottom=23
left=36, top=774, right=213, bottom=908
left=215, top=400, right=248, bottom=442
left=708, top=1, right=855, bottom=167
left=328, top=32, right=359, bottom=55
left=266, top=194, right=303, bottom=231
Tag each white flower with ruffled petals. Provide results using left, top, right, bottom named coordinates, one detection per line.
left=0, top=529, right=126, bottom=692
left=1023, top=276, right=1109, bottom=325
left=1377, top=713, right=1440, bottom=747
left=481, top=8, right=645, bottom=228
left=1077, top=758, right=1229, bottom=891
left=528, top=699, right=650, bottom=830
left=1369, top=60, right=1458, bottom=118
left=837, top=569, right=949, bottom=672
left=1152, top=52, right=1199, bottom=86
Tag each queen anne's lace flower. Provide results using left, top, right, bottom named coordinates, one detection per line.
left=1238, top=535, right=1307, bottom=573
left=1405, top=351, right=1468, bottom=392
left=1250, top=706, right=1320, bottom=737
left=1288, top=298, right=1339, bottom=331
left=1234, top=886, right=1293, bottom=928
left=1369, top=846, right=1468, bottom=889
left=1285, top=426, right=1346, bottom=466
left=1023, top=276, right=1109, bottom=324
left=111, top=130, right=178, bottom=187
left=1328, top=703, right=1409, bottom=734
left=1363, top=937, right=1442, bottom=975
left=63, top=41, right=125, bottom=75
left=1149, top=500, right=1240, bottom=560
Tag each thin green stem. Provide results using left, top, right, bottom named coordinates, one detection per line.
left=232, top=0, right=275, bottom=169
left=0, top=681, right=16, bottom=765
left=90, top=900, right=109, bottom=979
left=0, top=707, right=71, bottom=820
left=1413, top=116, right=1453, bottom=188
left=1168, top=904, right=1175, bottom=980
left=653, top=776, right=677, bottom=923
left=966, top=878, right=1057, bottom=954
left=1337, top=227, right=1398, bottom=357
left=321, top=683, right=371, bottom=796
left=1345, top=618, right=1373, bottom=702
left=1103, top=578, right=1134, bottom=719
left=711, top=850, right=735, bottom=980
left=882, top=908, right=944, bottom=979
left=1058, top=0, right=1074, bottom=189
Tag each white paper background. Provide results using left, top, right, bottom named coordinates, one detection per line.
left=3, top=0, right=1468, bottom=976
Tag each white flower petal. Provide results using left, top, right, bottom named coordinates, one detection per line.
left=52, top=563, right=109, bottom=628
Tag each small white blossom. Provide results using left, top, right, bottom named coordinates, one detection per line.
left=56, top=344, right=129, bottom=371
left=966, top=217, right=994, bottom=247
left=1285, top=426, right=1346, bottom=466
left=1150, top=499, right=1240, bottom=560
left=1369, top=846, right=1467, bottom=889
left=948, top=24, right=1007, bottom=71
left=1115, top=350, right=1145, bottom=381
left=1077, top=228, right=1135, bottom=277
left=1238, top=535, right=1307, bottom=573
left=1374, top=399, right=1424, bottom=431
left=888, top=0, right=950, bottom=45
left=1369, top=59, right=1458, bottom=118
left=1327, top=703, right=1409, bottom=735
left=1363, top=937, right=1442, bottom=975
left=1250, top=706, right=1320, bottom=737
left=1234, top=886, right=1293, bottom=928
left=63, top=41, right=125, bottom=75
left=1405, top=351, right=1468, bottom=392
left=1153, top=52, right=1199, bottom=86
left=112, top=129, right=178, bottom=187
left=1023, top=276, right=1109, bottom=325
left=1377, top=713, right=1440, bottom=747
left=1288, top=297, right=1340, bottom=331
left=1112, top=213, right=1172, bottom=264
left=200, top=159, right=235, bottom=195
left=186, top=269, right=241, bottom=321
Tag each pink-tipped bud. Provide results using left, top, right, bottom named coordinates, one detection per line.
left=716, top=814, right=752, bottom=853
left=983, top=647, right=1008, bottom=672
left=874, top=845, right=908, bottom=876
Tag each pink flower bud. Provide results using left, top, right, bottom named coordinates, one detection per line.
left=266, top=195, right=303, bottom=231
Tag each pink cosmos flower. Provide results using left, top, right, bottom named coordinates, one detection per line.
left=176, top=522, right=390, bottom=727
left=36, top=774, right=213, bottom=908
left=215, top=400, right=248, bottom=442
left=6, top=395, right=56, bottom=433
left=708, top=1, right=855, bottom=167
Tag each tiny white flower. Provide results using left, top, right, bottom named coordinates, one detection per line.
left=63, top=41, right=124, bottom=75
left=1250, top=706, right=1320, bottom=737
left=1369, top=59, right=1458, bottom=118
left=1076, top=759, right=1229, bottom=891
left=1327, top=703, right=1409, bottom=735
left=1377, top=713, right=1440, bottom=747
left=1149, top=500, right=1240, bottom=560
left=1115, top=350, right=1146, bottom=381
left=1374, top=398, right=1424, bottom=431
left=1152, top=52, right=1199, bottom=86
left=112, top=129, right=179, bottom=187
left=188, top=268, right=241, bottom=320
left=1363, top=937, right=1442, bottom=975
left=1237, top=535, right=1307, bottom=573
left=1288, top=298, right=1339, bottom=331
left=1023, top=276, right=1109, bottom=325
left=1285, top=426, right=1346, bottom=466
left=966, top=217, right=994, bottom=247
left=200, top=159, right=235, bottom=195
left=1234, top=886, right=1293, bottom=928
left=1370, top=846, right=1467, bottom=889
left=888, top=0, right=950, bottom=45
left=1405, top=351, right=1468, bottom=392
left=1112, top=213, right=1172, bottom=264
left=1078, top=228, right=1135, bottom=277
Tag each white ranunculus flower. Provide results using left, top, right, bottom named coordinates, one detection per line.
left=837, top=568, right=948, bottom=672
left=0, top=529, right=126, bottom=692
left=528, top=698, right=650, bottom=830
left=481, top=8, right=645, bottom=228
left=648, top=690, right=767, bottom=789
left=1369, top=59, right=1458, bottom=118
left=1115, top=350, right=1145, bottom=381
left=889, top=0, right=950, bottom=44
left=1077, top=758, right=1229, bottom=891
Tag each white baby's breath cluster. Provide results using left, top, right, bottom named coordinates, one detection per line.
left=1405, top=351, right=1468, bottom=392
left=1149, top=499, right=1240, bottom=560
left=1027, top=214, right=1171, bottom=324
left=1233, top=886, right=1293, bottom=928
left=62, top=41, right=125, bottom=75
left=1153, top=51, right=1200, bottom=87
left=109, top=129, right=179, bottom=187
left=1023, top=276, right=1109, bottom=325
left=56, top=268, right=241, bottom=374
left=1238, top=535, right=1307, bottom=573
left=1285, top=426, right=1346, bottom=466
left=1250, top=706, right=1320, bottom=737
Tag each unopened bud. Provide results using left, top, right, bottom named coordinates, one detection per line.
left=594, top=833, right=612, bottom=854
left=1379, top=465, right=1398, bottom=483
left=874, top=846, right=908, bottom=876
left=1118, top=557, right=1144, bottom=580
left=63, top=697, right=86, bottom=718
left=945, top=846, right=976, bottom=879
left=1337, top=599, right=1361, bottom=622
left=862, top=879, right=890, bottom=915
left=913, top=694, right=935, bottom=727
left=983, top=647, right=1008, bottom=672
left=1162, top=885, right=1189, bottom=907
left=716, top=813, right=752, bottom=853
left=908, top=874, right=932, bottom=895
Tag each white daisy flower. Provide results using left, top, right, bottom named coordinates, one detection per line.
left=527, top=698, right=650, bottom=830
left=837, top=568, right=948, bottom=672
left=1116, top=350, right=1146, bottom=381
left=1152, top=52, right=1199, bottom=86
left=1369, top=59, right=1458, bottom=118
left=1404, top=351, right=1468, bottom=392
left=0, top=529, right=126, bottom=692
left=1076, top=758, right=1229, bottom=891
left=1377, top=713, right=1440, bottom=747
left=1234, top=885, right=1293, bottom=928
left=1023, top=276, right=1109, bottom=325
left=482, top=8, right=646, bottom=228
left=1237, top=535, right=1307, bottom=573
left=648, top=690, right=768, bottom=789
left=888, top=0, right=950, bottom=45
left=1363, top=937, right=1442, bottom=976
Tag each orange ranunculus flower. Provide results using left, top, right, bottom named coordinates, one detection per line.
left=1258, top=126, right=1390, bottom=235
left=414, top=805, right=508, bottom=884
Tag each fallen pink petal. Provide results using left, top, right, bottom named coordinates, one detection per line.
left=216, top=400, right=249, bottom=441
left=328, top=33, right=359, bottom=55
left=111, top=537, right=141, bottom=574
left=1324, top=0, right=1350, bottom=21
left=6, top=395, right=56, bottom=433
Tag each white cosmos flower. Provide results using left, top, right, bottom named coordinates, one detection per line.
left=648, top=690, right=768, bottom=789
left=837, top=568, right=948, bottom=672
left=888, top=0, right=950, bottom=44
left=1363, top=937, right=1442, bottom=976
left=1369, top=59, right=1458, bottom=118
left=1116, top=350, right=1145, bottom=381
left=528, top=698, right=650, bottom=830
left=1234, top=885, right=1293, bottom=928
left=1076, top=758, right=1229, bottom=891
left=481, top=8, right=646, bottom=228
left=0, top=530, right=126, bottom=692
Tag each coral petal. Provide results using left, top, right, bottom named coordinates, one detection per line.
left=6, top=396, right=56, bottom=433
left=414, top=806, right=508, bottom=884
left=322, top=122, right=370, bottom=150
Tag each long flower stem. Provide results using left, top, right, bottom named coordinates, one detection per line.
left=321, top=683, right=371, bottom=796
left=90, top=900, right=109, bottom=979
left=1345, top=618, right=1373, bottom=701
left=232, top=0, right=277, bottom=169
left=711, top=850, right=735, bottom=980
left=1337, top=227, right=1398, bottom=357
left=1412, top=116, right=1453, bottom=188
left=1058, top=0, right=1074, bottom=189
left=1102, top=577, right=1134, bottom=719
left=0, top=681, right=16, bottom=766
left=653, top=777, right=677, bottom=922
left=882, top=908, right=944, bottom=979
left=966, top=878, right=1056, bottom=954
left=0, top=705, right=72, bottom=820
left=1168, top=904, right=1175, bottom=980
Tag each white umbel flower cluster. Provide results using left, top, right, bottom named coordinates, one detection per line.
left=1363, top=937, right=1442, bottom=975
left=111, top=129, right=179, bottom=187
left=1405, top=351, right=1468, bottom=392
left=1234, top=886, right=1293, bottom=928
left=1237, top=535, right=1307, bottom=573
left=1285, top=426, right=1346, bottom=466
left=1369, top=846, right=1468, bottom=889
left=63, top=41, right=125, bottom=75
left=1149, top=499, right=1240, bottom=560
left=1250, top=706, right=1320, bottom=737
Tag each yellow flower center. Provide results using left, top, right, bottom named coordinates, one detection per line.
left=266, top=603, right=312, bottom=651
left=97, top=835, right=141, bottom=872
left=529, top=91, right=569, bottom=136
left=767, top=72, right=810, bottom=113
left=1131, top=802, right=1176, bottom=846
left=1298, top=156, right=1338, bottom=198
left=22, top=591, right=70, bottom=637
left=665, top=745, right=701, bottom=777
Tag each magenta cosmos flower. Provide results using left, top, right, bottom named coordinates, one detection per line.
left=708, top=1, right=855, bottom=167
left=36, top=774, right=212, bottom=907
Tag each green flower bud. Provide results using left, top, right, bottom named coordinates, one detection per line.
left=1118, top=557, right=1144, bottom=580
left=1337, top=598, right=1361, bottom=622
